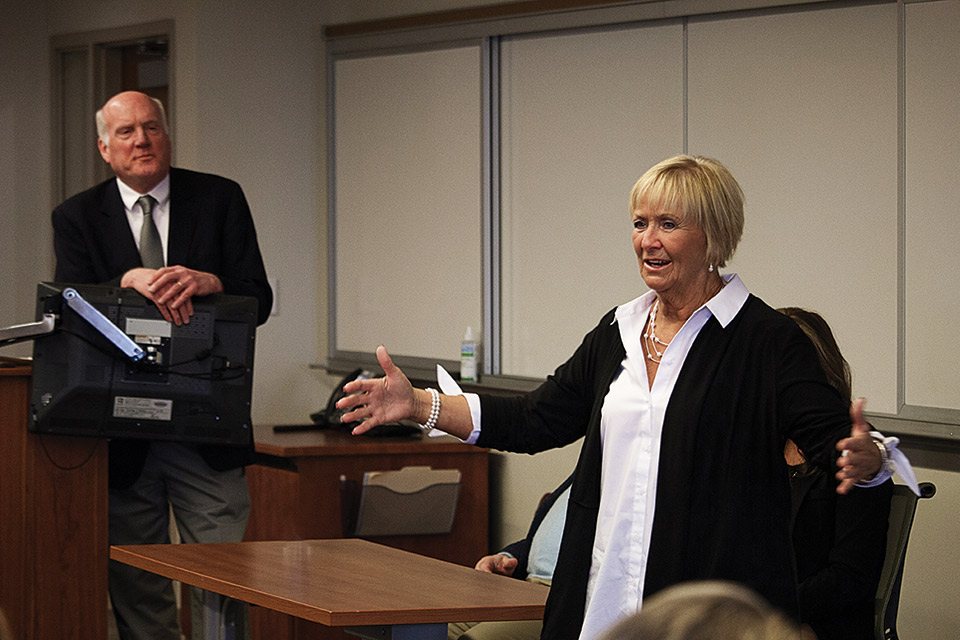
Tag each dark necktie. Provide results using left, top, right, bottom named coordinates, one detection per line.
left=137, top=195, right=164, bottom=269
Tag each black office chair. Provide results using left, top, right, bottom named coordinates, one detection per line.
left=874, top=481, right=936, bottom=640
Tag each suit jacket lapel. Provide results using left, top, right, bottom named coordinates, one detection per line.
left=167, top=168, right=196, bottom=267
left=100, top=180, right=143, bottom=270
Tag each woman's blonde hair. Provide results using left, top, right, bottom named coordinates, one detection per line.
left=629, top=155, right=745, bottom=269
left=598, top=580, right=813, bottom=640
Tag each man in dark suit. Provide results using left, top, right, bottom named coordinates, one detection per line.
left=52, top=91, right=272, bottom=640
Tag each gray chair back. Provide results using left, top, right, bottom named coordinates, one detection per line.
left=874, top=481, right=936, bottom=640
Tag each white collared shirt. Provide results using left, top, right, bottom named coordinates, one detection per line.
left=116, top=174, right=172, bottom=265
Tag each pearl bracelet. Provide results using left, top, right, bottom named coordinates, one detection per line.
left=423, top=388, right=441, bottom=430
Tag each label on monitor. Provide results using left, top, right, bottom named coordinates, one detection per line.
left=113, top=396, right=173, bottom=421
left=125, top=317, right=172, bottom=338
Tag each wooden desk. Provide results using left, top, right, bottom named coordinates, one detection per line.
left=246, top=426, right=489, bottom=638
left=0, top=365, right=109, bottom=639
left=111, top=539, right=547, bottom=640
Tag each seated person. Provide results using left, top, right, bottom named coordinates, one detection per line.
left=596, top=580, right=815, bottom=640
left=779, top=307, right=893, bottom=640
left=449, top=475, right=572, bottom=640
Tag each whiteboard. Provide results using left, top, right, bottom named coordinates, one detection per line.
left=904, top=0, right=960, bottom=411
left=687, top=3, right=900, bottom=413
left=332, top=45, right=484, bottom=364
left=499, top=22, right=684, bottom=378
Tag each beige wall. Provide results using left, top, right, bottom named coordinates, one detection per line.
left=0, top=1, right=957, bottom=637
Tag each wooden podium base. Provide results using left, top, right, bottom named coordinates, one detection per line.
left=0, top=365, right=109, bottom=639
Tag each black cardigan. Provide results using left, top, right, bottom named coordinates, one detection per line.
left=478, top=295, right=851, bottom=639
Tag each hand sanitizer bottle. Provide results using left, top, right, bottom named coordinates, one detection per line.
left=460, top=326, right=478, bottom=382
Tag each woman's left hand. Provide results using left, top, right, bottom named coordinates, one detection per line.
left=834, top=398, right=882, bottom=494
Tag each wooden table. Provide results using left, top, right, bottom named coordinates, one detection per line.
left=231, top=426, right=492, bottom=639
left=111, top=539, right=547, bottom=640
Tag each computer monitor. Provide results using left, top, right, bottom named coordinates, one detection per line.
left=29, top=282, right=258, bottom=445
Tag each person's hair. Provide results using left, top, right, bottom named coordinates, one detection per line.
left=777, top=307, right=852, bottom=405
left=598, top=580, right=812, bottom=640
left=95, top=94, right=168, bottom=146
left=629, top=155, right=744, bottom=269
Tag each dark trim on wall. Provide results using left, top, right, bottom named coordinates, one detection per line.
left=324, top=0, right=644, bottom=38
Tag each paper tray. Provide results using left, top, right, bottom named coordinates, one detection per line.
left=353, top=466, right=461, bottom=537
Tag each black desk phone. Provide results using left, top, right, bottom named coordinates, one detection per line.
left=273, top=368, right=421, bottom=438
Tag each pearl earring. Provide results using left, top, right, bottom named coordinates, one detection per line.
left=708, top=264, right=714, bottom=273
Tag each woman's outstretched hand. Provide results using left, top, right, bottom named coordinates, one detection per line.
left=835, top=397, right=883, bottom=494
left=336, top=346, right=422, bottom=435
